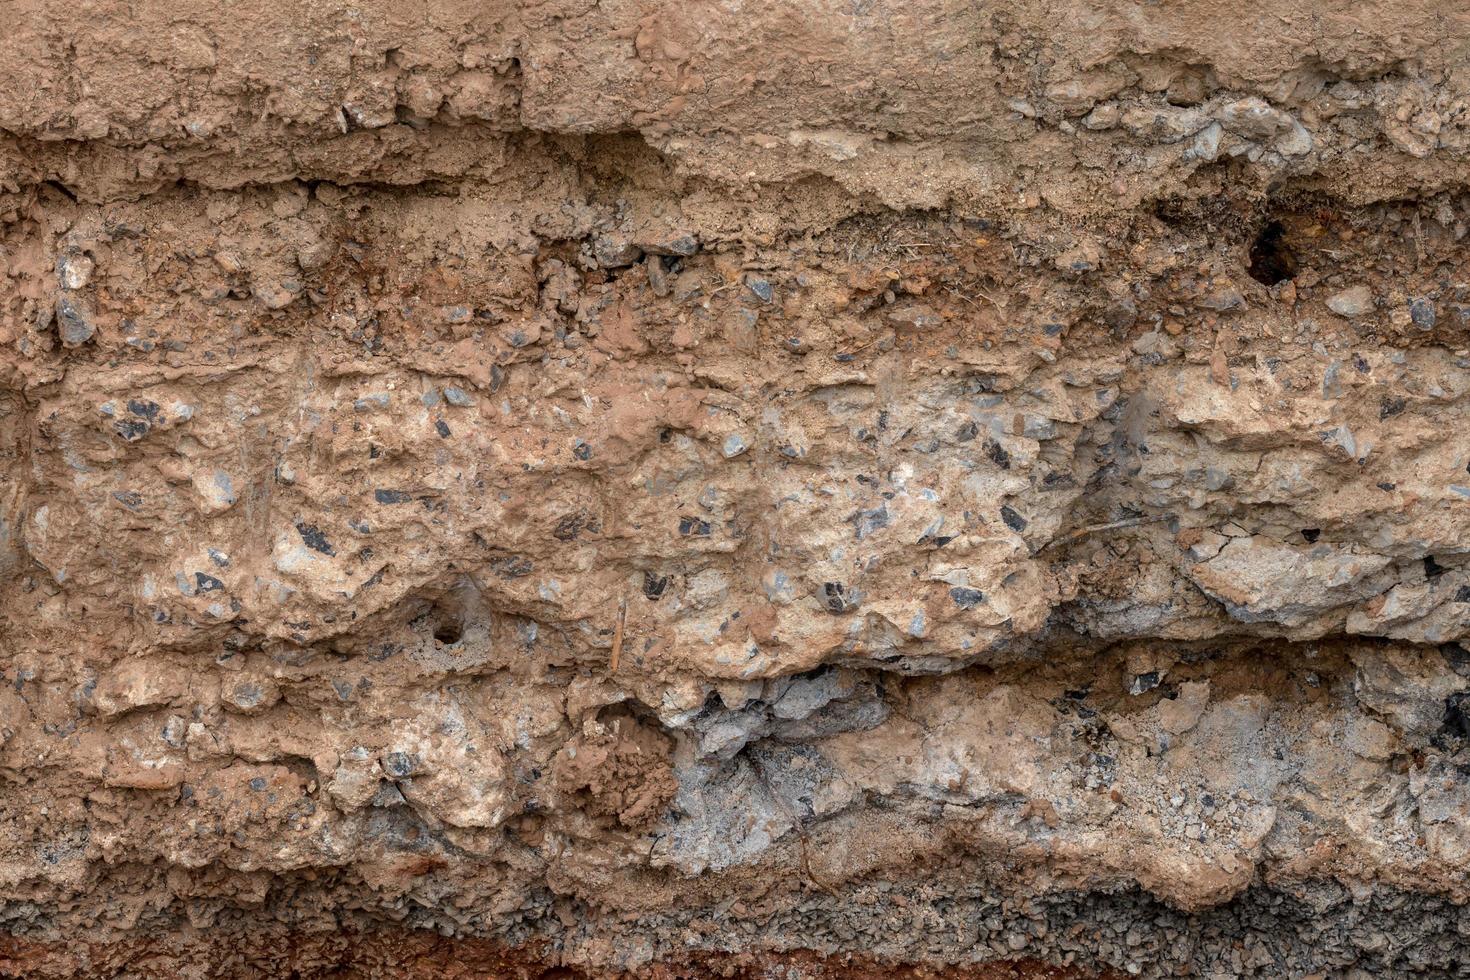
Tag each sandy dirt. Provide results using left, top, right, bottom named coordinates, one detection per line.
left=2, top=1, right=1470, bottom=977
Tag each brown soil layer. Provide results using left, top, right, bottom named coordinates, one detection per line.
left=0, top=932, right=1105, bottom=980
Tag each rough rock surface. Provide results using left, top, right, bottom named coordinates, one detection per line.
left=3, top=1, right=1470, bottom=977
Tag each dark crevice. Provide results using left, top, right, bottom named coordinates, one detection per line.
left=43, top=179, right=78, bottom=203
left=1247, top=219, right=1297, bottom=285
left=429, top=602, right=466, bottom=645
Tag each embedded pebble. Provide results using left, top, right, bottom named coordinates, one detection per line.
left=55, top=295, right=95, bottom=345
left=442, top=386, right=475, bottom=408
left=1327, top=286, right=1374, bottom=318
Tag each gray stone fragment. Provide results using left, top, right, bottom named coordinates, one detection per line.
left=1410, top=297, right=1437, bottom=329
left=593, top=235, right=642, bottom=269
left=1120, top=104, right=1209, bottom=144
left=57, top=251, right=94, bottom=290
left=639, top=233, right=699, bottom=257
left=1327, top=285, right=1373, bottom=318
left=252, top=278, right=300, bottom=310
left=745, top=276, right=774, bottom=303
left=722, top=433, right=748, bottom=458
left=1186, top=122, right=1222, bottom=161
left=442, top=386, right=475, bottom=407
left=1275, top=120, right=1313, bottom=156
left=644, top=254, right=671, bottom=297
left=1082, top=103, right=1119, bottom=130
left=55, top=295, right=95, bottom=345
left=1215, top=97, right=1295, bottom=141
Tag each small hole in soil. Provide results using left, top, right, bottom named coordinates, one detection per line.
left=1247, top=220, right=1297, bottom=285
left=433, top=620, right=463, bottom=645
left=1301, top=528, right=1321, bottom=543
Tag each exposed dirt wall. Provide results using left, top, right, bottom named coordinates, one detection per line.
left=3, top=2, right=1470, bottom=977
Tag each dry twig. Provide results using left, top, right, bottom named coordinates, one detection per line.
left=609, top=598, right=627, bottom=672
